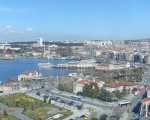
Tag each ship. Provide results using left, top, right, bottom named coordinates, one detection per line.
left=38, top=62, right=54, bottom=68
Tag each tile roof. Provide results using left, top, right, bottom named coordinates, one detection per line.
left=77, top=80, right=101, bottom=85
left=147, top=86, right=150, bottom=91
left=22, top=71, right=37, bottom=75
left=142, top=97, right=150, bottom=102
left=104, top=81, right=136, bottom=88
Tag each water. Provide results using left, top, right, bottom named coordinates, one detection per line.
left=0, top=59, right=86, bottom=82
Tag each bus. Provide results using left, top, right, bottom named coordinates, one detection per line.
left=118, top=101, right=131, bottom=107
left=71, top=95, right=81, bottom=101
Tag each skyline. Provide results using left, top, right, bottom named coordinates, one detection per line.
left=1, top=0, right=150, bottom=42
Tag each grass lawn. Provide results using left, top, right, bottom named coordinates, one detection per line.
left=0, top=115, right=18, bottom=120
left=23, top=104, right=73, bottom=120
left=0, top=94, right=43, bottom=108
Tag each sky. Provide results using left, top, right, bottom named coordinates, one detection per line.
left=0, top=0, right=150, bottom=42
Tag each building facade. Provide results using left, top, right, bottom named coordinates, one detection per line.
left=18, top=71, right=42, bottom=81
left=104, top=81, right=136, bottom=92
left=73, top=79, right=104, bottom=93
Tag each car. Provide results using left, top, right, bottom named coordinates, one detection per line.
left=0, top=91, right=3, bottom=93
left=36, top=92, right=40, bottom=96
left=49, top=94, right=53, bottom=97
left=91, top=109, right=96, bottom=112
left=84, top=115, right=90, bottom=120
left=60, top=100, right=64, bottom=103
left=74, top=117, right=79, bottom=120
left=40, top=94, right=45, bottom=97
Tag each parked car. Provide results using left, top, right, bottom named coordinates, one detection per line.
left=36, top=92, right=40, bottom=96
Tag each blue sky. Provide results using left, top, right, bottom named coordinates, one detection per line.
left=0, top=0, right=150, bottom=42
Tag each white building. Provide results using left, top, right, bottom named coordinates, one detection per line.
left=86, top=40, right=112, bottom=47
left=95, top=61, right=130, bottom=70
left=104, top=81, right=136, bottom=92
left=18, top=71, right=42, bottom=81
left=73, top=79, right=105, bottom=93
left=0, top=43, right=11, bottom=50
left=37, top=38, right=43, bottom=47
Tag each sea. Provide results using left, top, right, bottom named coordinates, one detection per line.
left=0, top=59, right=86, bottom=82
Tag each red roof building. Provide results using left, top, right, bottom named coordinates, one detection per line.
left=18, top=70, right=42, bottom=81
left=104, top=81, right=136, bottom=92
left=73, top=79, right=105, bottom=93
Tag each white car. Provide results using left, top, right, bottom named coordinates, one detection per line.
left=40, top=94, right=45, bottom=97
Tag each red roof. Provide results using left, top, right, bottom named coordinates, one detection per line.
left=147, top=86, right=150, bottom=91
left=104, top=81, right=136, bottom=88
left=22, top=71, right=37, bottom=75
left=142, top=97, right=150, bottom=102
left=77, top=80, right=101, bottom=85
left=97, top=64, right=109, bottom=67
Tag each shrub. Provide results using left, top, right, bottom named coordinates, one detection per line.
left=3, top=109, right=8, bottom=116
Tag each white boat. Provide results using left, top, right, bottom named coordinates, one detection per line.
left=38, top=62, right=54, bottom=68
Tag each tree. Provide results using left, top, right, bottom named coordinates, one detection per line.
left=48, top=98, right=51, bottom=104
left=99, top=114, right=108, bottom=120
left=15, top=101, right=19, bottom=107
left=77, top=91, right=82, bottom=95
left=122, top=88, right=127, bottom=95
left=98, top=88, right=112, bottom=102
left=31, top=105, right=34, bottom=111
left=23, top=105, right=26, bottom=112
left=44, top=96, right=47, bottom=103
left=3, top=109, right=8, bottom=116
left=91, top=118, right=98, bottom=120
left=113, top=107, right=124, bottom=120
left=132, top=87, right=138, bottom=92
left=82, top=84, right=91, bottom=97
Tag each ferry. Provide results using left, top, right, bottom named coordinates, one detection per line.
left=38, top=62, right=54, bottom=68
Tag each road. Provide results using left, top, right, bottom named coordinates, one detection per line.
left=126, top=66, right=150, bottom=120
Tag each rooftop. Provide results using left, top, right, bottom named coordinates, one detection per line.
left=77, top=79, right=101, bottom=85
left=104, top=81, right=136, bottom=88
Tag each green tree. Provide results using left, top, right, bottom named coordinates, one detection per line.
left=3, top=109, right=8, bottom=116
left=44, top=96, right=47, bottom=103
left=77, top=91, right=82, bottom=95
left=122, top=88, right=127, bottom=95
left=99, top=114, right=108, bottom=120
left=15, top=101, right=18, bottom=107
left=132, top=87, right=138, bottom=92
left=91, top=118, right=98, bottom=120
left=23, top=105, right=26, bottom=112
left=113, top=107, right=124, bottom=120
left=31, top=105, right=34, bottom=111
left=48, top=98, right=51, bottom=104
left=82, top=84, right=91, bottom=97
left=98, top=88, right=112, bottom=102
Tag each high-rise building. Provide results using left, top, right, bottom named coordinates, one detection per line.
left=37, top=38, right=43, bottom=47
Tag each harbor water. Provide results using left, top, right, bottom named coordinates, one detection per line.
left=0, top=59, right=86, bottom=82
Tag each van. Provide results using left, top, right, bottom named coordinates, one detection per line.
left=0, top=91, right=3, bottom=93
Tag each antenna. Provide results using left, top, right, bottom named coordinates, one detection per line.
left=44, top=44, right=45, bottom=55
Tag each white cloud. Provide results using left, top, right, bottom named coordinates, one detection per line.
left=26, top=28, right=33, bottom=32
left=0, top=25, right=25, bottom=34
left=5, top=25, right=12, bottom=29
left=0, top=7, right=25, bottom=13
